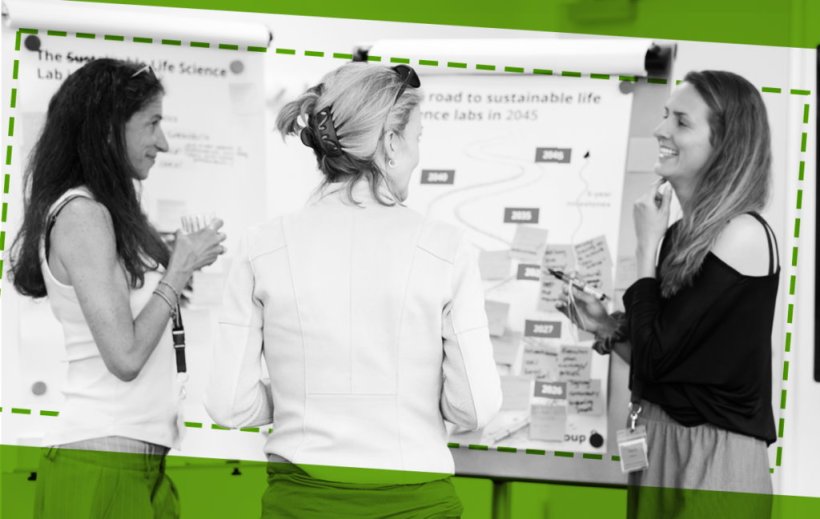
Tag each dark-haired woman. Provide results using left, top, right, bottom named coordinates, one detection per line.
left=10, top=58, right=226, bottom=518
left=558, top=70, right=777, bottom=518
left=206, top=62, right=502, bottom=518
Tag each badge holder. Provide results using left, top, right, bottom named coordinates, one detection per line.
left=616, top=401, right=649, bottom=473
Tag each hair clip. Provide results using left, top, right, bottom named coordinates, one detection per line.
left=390, top=65, right=421, bottom=103
left=300, top=126, right=315, bottom=148
left=313, top=107, right=343, bottom=157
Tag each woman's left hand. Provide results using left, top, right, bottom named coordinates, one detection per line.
left=633, top=184, right=672, bottom=253
left=555, top=285, right=613, bottom=335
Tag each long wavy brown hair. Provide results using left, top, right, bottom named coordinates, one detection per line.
left=659, top=70, right=772, bottom=296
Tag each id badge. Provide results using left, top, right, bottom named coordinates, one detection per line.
left=616, top=425, right=649, bottom=473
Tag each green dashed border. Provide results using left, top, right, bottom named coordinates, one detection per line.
left=771, top=100, right=812, bottom=474
left=0, top=28, right=814, bottom=469
left=7, top=28, right=815, bottom=94
left=0, top=406, right=274, bottom=435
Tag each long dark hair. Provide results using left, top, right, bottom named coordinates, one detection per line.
left=10, top=58, right=170, bottom=298
left=660, top=70, right=772, bottom=296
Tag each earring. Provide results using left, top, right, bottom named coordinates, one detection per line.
left=388, top=159, right=396, bottom=168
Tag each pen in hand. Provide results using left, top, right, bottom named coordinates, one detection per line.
left=548, top=268, right=608, bottom=302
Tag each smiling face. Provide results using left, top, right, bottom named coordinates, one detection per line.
left=124, top=95, right=169, bottom=180
left=385, top=105, right=422, bottom=201
left=653, top=82, right=714, bottom=184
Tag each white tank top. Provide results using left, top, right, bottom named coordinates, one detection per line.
left=40, top=187, right=179, bottom=448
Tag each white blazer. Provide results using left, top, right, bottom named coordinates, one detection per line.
left=205, top=181, right=502, bottom=482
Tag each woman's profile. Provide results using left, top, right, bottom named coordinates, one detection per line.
left=559, top=70, right=778, bottom=519
left=10, top=58, right=226, bottom=518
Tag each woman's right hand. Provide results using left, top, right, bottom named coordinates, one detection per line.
left=168, top=219, right=227, bottom=278
left=555, top=285, right=616, bottom=336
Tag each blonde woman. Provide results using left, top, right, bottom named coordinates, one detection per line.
left=206, top=63, right=502, bottom=518
left=559, top=70, right=778, bottom=518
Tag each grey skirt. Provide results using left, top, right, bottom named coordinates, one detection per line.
left=627, top=400, right=773, bottom=519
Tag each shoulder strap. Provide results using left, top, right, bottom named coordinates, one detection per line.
left=44, top=194, right=90, bottom=260
left=747, top=212, right=779, bottom=275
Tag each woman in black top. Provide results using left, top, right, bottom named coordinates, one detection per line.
left=558, top=70, right=777, bottom=518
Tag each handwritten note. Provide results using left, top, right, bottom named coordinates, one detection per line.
left=521, top=338, right=560, bottom=381
left=479, top=250, right=512, bottom=280
left=558, top=345, right=592, bottom=382
left=574, top=236, right=612, bottom=271
left=567, top=379, right=604, bottom=416
left=573, top=236, right=614, bottom=298
left=511, top=226, right=549, bottom=260
left=577, top=264, right=614, bottom=297
left=485, top=300, right=511, bottom=337
left=542, top=244, right=573, bottom=271
left=538, top=244, right=573, bottom=308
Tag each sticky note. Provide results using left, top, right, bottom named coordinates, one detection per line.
left=521, top=338, right=560, bottom=381
left=542, top=244, right=573, bottom=271
left=538, top=244, right=573, bottom=308
left=511, top=226, right=549, bottom=260
left=485, top=300, right=511, bottom=337
left=577, top=263, right=614, bottom=298
left=574, top=236, right=612, bottom=271
left=529, top=404, right=567, bottom=441
left=558, top=345, right=592, bottom=382
left=567, top=379, right=604, bottom=416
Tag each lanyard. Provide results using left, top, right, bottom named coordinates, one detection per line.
left=172, top=304, right=186, bottom=373
left=628, top=373, right=643, bottom=431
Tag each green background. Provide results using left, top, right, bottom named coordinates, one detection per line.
left=80, top=0, right=820, bottom=49
left=3, top=0, right=818, bottom=517
left=4, top=445, right=820, bottom=517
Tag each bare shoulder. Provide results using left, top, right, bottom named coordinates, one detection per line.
left=711, top=214, right=774, bottom=276
left=51, top=197, right=117, bottom=262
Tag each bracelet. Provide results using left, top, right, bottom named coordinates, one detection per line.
left=592, top=311, right=628, bottom=355
left=153, top=288, right=178, bottom=319
left=592, top=335, right=615, bottom=355
left=158, top=280, right=181, bottom=306
left=610, top=311, right=628, bottom=342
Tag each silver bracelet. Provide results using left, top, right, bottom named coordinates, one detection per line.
left=153, top=288, right=177, bottom=319
left=158, top=279, right=181, bottom=306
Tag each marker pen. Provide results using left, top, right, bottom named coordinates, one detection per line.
left=548, top=268, right=608, bottom=301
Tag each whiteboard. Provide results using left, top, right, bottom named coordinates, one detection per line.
left=406, top=73, right=636, bottom=455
